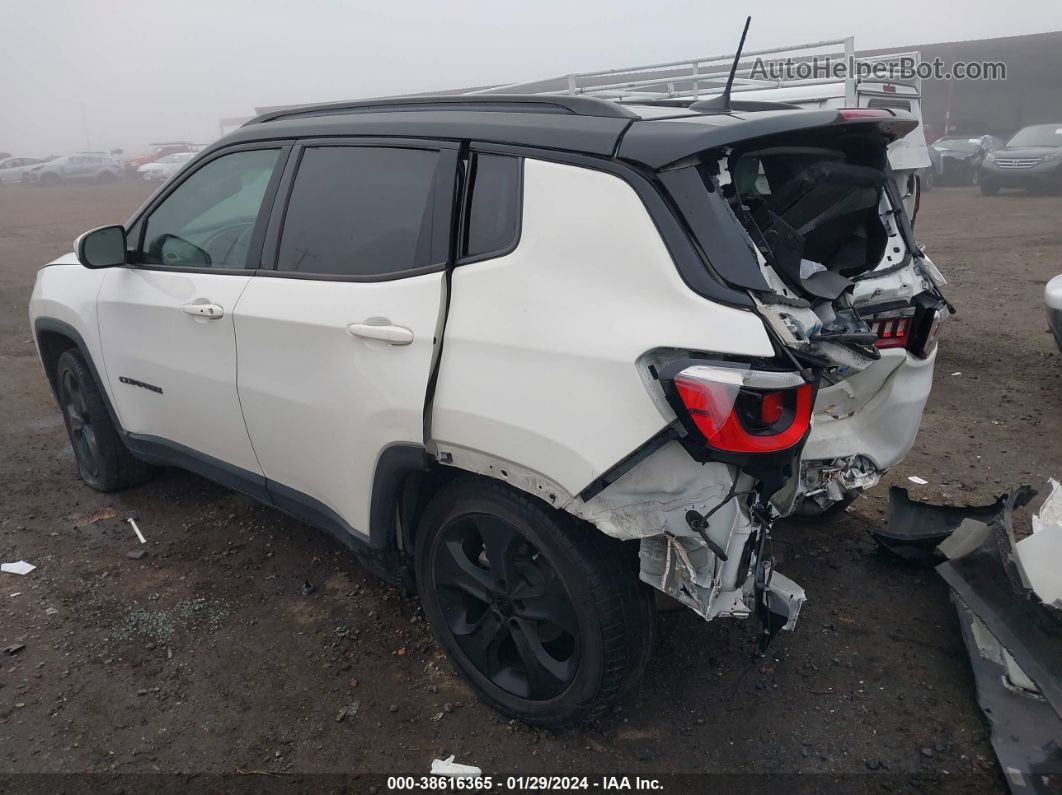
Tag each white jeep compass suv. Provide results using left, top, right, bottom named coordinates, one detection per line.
left=29, top=95, right=947, bottom=726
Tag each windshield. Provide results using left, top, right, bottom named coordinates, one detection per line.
left=933, top=137, right=980, bottom=153
left=1007, top=125, right=1062, bottom=148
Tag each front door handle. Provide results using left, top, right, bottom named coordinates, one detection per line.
left=182, top=303, right=224, bottom=319
left=346, top=321, right=414, bottom=346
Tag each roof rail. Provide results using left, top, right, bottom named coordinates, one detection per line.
left=245, top=94, right=638, bottom=126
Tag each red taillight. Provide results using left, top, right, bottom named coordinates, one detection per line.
left=672, top=366, right=813, bottom=454
left=867, top=315, right=913, bottom=349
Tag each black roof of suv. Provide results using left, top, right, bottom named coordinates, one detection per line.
left=222, top=94, right=917, bottom=169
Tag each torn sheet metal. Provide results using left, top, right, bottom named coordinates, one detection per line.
left=573, top=441, right=740, bottom=542
left=931, top=485, right=1062, bottom=791
left=872, top=486, right=1033, bottom=566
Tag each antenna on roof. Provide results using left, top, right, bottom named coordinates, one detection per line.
left=693, top=15, right=752, bottom=113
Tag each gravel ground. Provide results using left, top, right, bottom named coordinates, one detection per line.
left=0, top=179, right=1058, bottom=789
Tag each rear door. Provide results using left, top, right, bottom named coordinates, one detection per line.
left=233, top=141, right=456, bottom=539
left=97, top=145, right=287, bottom=474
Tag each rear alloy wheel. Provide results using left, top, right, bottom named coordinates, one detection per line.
left=980, top=179, right=1000, bottom=196
left=38, top=172, right=59, bottom=186
left=415, top=478, right=654, bottom=727
left=55, top=349, right=154, bottom=491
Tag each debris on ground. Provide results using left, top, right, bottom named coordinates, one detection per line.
left=884, top=482, right=1062, bottom=791
left=74, top=506, right=117, bottom=525
left=4, top=643, right=26, bottom=655
left=335, top=701, right=360, bottom=722
left=128, top=517, right=146, bottom=544
left=1, top=561, right=36, bottom=576
left=126, top=549, right=147, bottom=560
left=1018, top=478, right=1062, bottom=609
left=871, top=486, right=1033, bottom=566
left=302, top=580, right=316, bottom=596
left=907, top=476, right=929, bottom=485
left=430, top=755, right=482, bottom=778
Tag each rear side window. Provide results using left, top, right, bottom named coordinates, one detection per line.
left=461, top=153, right=521, bottom=261
left=277, top=146, right=440, bottom=277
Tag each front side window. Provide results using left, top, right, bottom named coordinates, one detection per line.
left=276, top=146, right=440, bottom=278
left=141, top=148, right=279, bottom=269
left=461, top=153, right=521, bottom=261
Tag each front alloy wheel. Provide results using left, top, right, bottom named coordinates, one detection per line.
left=415, top=478, right=654, bottom=727
left=54, top=349, right=154, bottom=491
left=60, top=366, right=101, bottom=481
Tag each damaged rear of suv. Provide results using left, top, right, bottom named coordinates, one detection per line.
left=32, top=94, right=946, bottom=727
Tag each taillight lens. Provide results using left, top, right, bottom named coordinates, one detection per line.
left=863, top=303, right=946, bottom=357
left=866, top=310, right=915, bottom=349
left=671, top=366, right=813, bottom=454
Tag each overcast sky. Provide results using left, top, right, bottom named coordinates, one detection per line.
left=3, top=0, right=1062, bottom=156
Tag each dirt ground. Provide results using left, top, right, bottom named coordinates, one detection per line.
left=0, top=178, right=1059, bottom=790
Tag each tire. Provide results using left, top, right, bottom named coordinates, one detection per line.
left=38, top=172, right=60, bottom=186
left=791, top=493, right=857, bottom=521
left=415, top=477, right=655, bottom=727
left=980, top=179, right=1000, bottom=196
left=55, top=349, right=155, bottom=491
left=96, top=170, right=118, bottom=184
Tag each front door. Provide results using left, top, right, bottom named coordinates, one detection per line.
left=97, top=146, right=286, bottom=474
left=234, top=143, right=455, bottom=538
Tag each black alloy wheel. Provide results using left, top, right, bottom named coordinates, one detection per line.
left=60, top=365, right=101, bottom=481
left=415, top=478, right=655, bottom=727
left=54, top=349, right=154, bottom=491
left=432, top=511, right=579, bottom=700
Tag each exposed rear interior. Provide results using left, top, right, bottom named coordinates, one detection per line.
left=717, top=125, right=898, bottom=302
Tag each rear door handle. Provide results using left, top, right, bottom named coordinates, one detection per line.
left=346, top=321, right=414, bottom=346
left=182, top=303, right=224, bottom=319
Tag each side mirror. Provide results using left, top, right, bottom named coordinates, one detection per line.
left=75, top=225, right=127, bottom=269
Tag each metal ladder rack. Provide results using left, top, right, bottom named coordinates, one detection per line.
left=467, top=38, right=921, bottom=106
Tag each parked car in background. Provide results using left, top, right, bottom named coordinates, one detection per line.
left=126, top=143, right=195, bottom=170
left=921, top=144, right=942, bottom=191
left=25, top=153, right=122, bottom=185
left=1047, top=274, right=1062, bottom=353
left=137, top=152, right=195, bottom=182
left=980, top=124, right=1062, bottom=195
left=0, top=156, right=48, bottom=184
left=930, top=134, right=1004, bottom=185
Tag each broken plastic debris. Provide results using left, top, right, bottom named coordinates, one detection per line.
left=430, top=755, right=482, bottom=778
left=1, top=561, right=36, bottom=576
left=907, top=476, right=928, bottom=485
left=1014, top=478, right=1062, bottom=608
left=799, top=258, right=827, bottom=280
left=951, top=372, right=962, bottom=376
left=128, top=517, right=146, bottom=544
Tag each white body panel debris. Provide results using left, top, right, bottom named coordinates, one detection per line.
left=1, top=561, right=36, bottom=576
left=1016, top=478, right=1062, bottom=608
left=430, top=755, right=482, bottom=778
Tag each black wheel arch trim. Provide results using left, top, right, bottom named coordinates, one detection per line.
left=34, top=317, right=124, bottom=434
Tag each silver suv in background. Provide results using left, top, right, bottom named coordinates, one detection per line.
left=26, top=153, right=122, bottom=186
